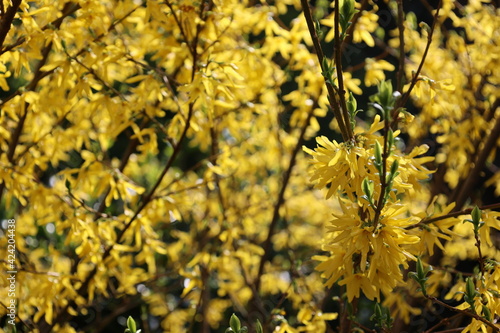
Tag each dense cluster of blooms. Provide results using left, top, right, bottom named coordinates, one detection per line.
left=0, top=0, right=499, bottom=332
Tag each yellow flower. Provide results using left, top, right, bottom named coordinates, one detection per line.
left=364, top=58, right=395, bottom=87
left=304, top=136, right=370, bottom=199
left=352, top=11, right=378, bottom=47
left=382, top=289, right=422, bottom=324
left=406, top=75, right=456, bottom=102
left=339, top=273, right=378, bottom=302
left=316, top=200, right=420, bottom=301
left=305, top=120, right=433, bottom=201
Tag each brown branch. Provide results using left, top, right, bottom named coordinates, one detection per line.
left=85, top=297, right=143, bottom=333
left=393, top=0, right=442, bottom=122
left=426, top=296, right=500, bottom=332
left=65, top=49, right=126, bottom=99
left=423, top=313, right=463, bottom=333
left=94, top=117, right=149, bottom=217
left=452, top=110, right=500, bottom=209
left=165, top=0, right=195, bottom=57
left=474, top=232, right=485, bottom=277
left=431, top=328, right=467, bottom=333
left=344, top=50, right=390, bottom=73
left=0, top=300, right=35, bottom=332
left=396, top=0, right=405, bottom=92
left=300, top=0, right=350, bottom=141
left=0, top=0, right=22, bottom=51
left=340, top=296, right=358, bottom=333
left=334, top=0, right=354, bottom=141
left=371, top=120, right=391, bottom=231
left=407, top=202, right=500, bottom=229
left=254, top=104, right=317, bottom=291
left=451, top=100, right=500, bottom=210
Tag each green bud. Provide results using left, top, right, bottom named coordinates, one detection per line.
left=374, top=140, right=383, bottom=173
left=419, top=21, right=431, bottom=34
left=362, top=177, right=374, bottom=206
left=416, top=257, right=425, bottom=279
left=374, top=303, right=382, bottom=318
left=230, top=314, right=241, bottom=333
left=464, top=277, right=478, bottom=310
left=464, top=206, right=485, bottom=233
left=255, top=320, right=263, bottom=333
left=483, top=306, right=492, bottom=321
left=379, top=80, right=394, bottom=110
left=347, top=92, right=357, bottom=114
left=471, top=206, right=482, bottom=225
left=390, top=159, right=399, bottom=178
left=387, top=129, right=394, bottom=151
left=339, top=0, right=357, bottom=39
left=341, top=0, right=356, bottom=21
left=126, top=316, right=137, bottom=333
left=65, top=179, right=72, bottom=191
left=465, top=278, right=476, bottom=298
left=321, top=57, right=329, bottom=72
left=314, top=18, right=322, bottom=38
left=375, top=26, right=385, bottom=40
left=406, top=12, right=418, bottom=30
left=409, top=257, right=432, bottom=296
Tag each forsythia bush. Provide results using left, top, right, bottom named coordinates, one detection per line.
left=0, top=0, right=499, bottom=332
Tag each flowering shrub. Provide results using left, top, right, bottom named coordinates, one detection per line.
left=0, top=0, right=499, bottom=332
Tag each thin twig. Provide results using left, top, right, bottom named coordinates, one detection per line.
left=396, top=0, right=405, bottom=92
left=452, top=102, right=500, bottom=210
left=473, top=232, right=485, bottom=277
left=344, top=50, right=390, bottom=73
left=423, top=313, right=463, bottom=333
left=300, top=0, right=351, bottom=141
left=165, top=0, right=195, bottom=57
left=393, top=0, right=442, bottom=124
left=254, top=102, right=317, bottom=291
left=334, top=0, right=354, bottom=141
left=94, top=117, right=149, bottom=216
left=340, top=297, right=358, bottom=333
left=426, top=296, right=500, bottom=332
left=0, top=0, right=22, bottom=51
left=406, top=202, right=500, bottom=229
left=371, top=120, right=390, bottom=231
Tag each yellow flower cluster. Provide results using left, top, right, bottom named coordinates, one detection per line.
left=306, top=116, right=434, bottom=301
